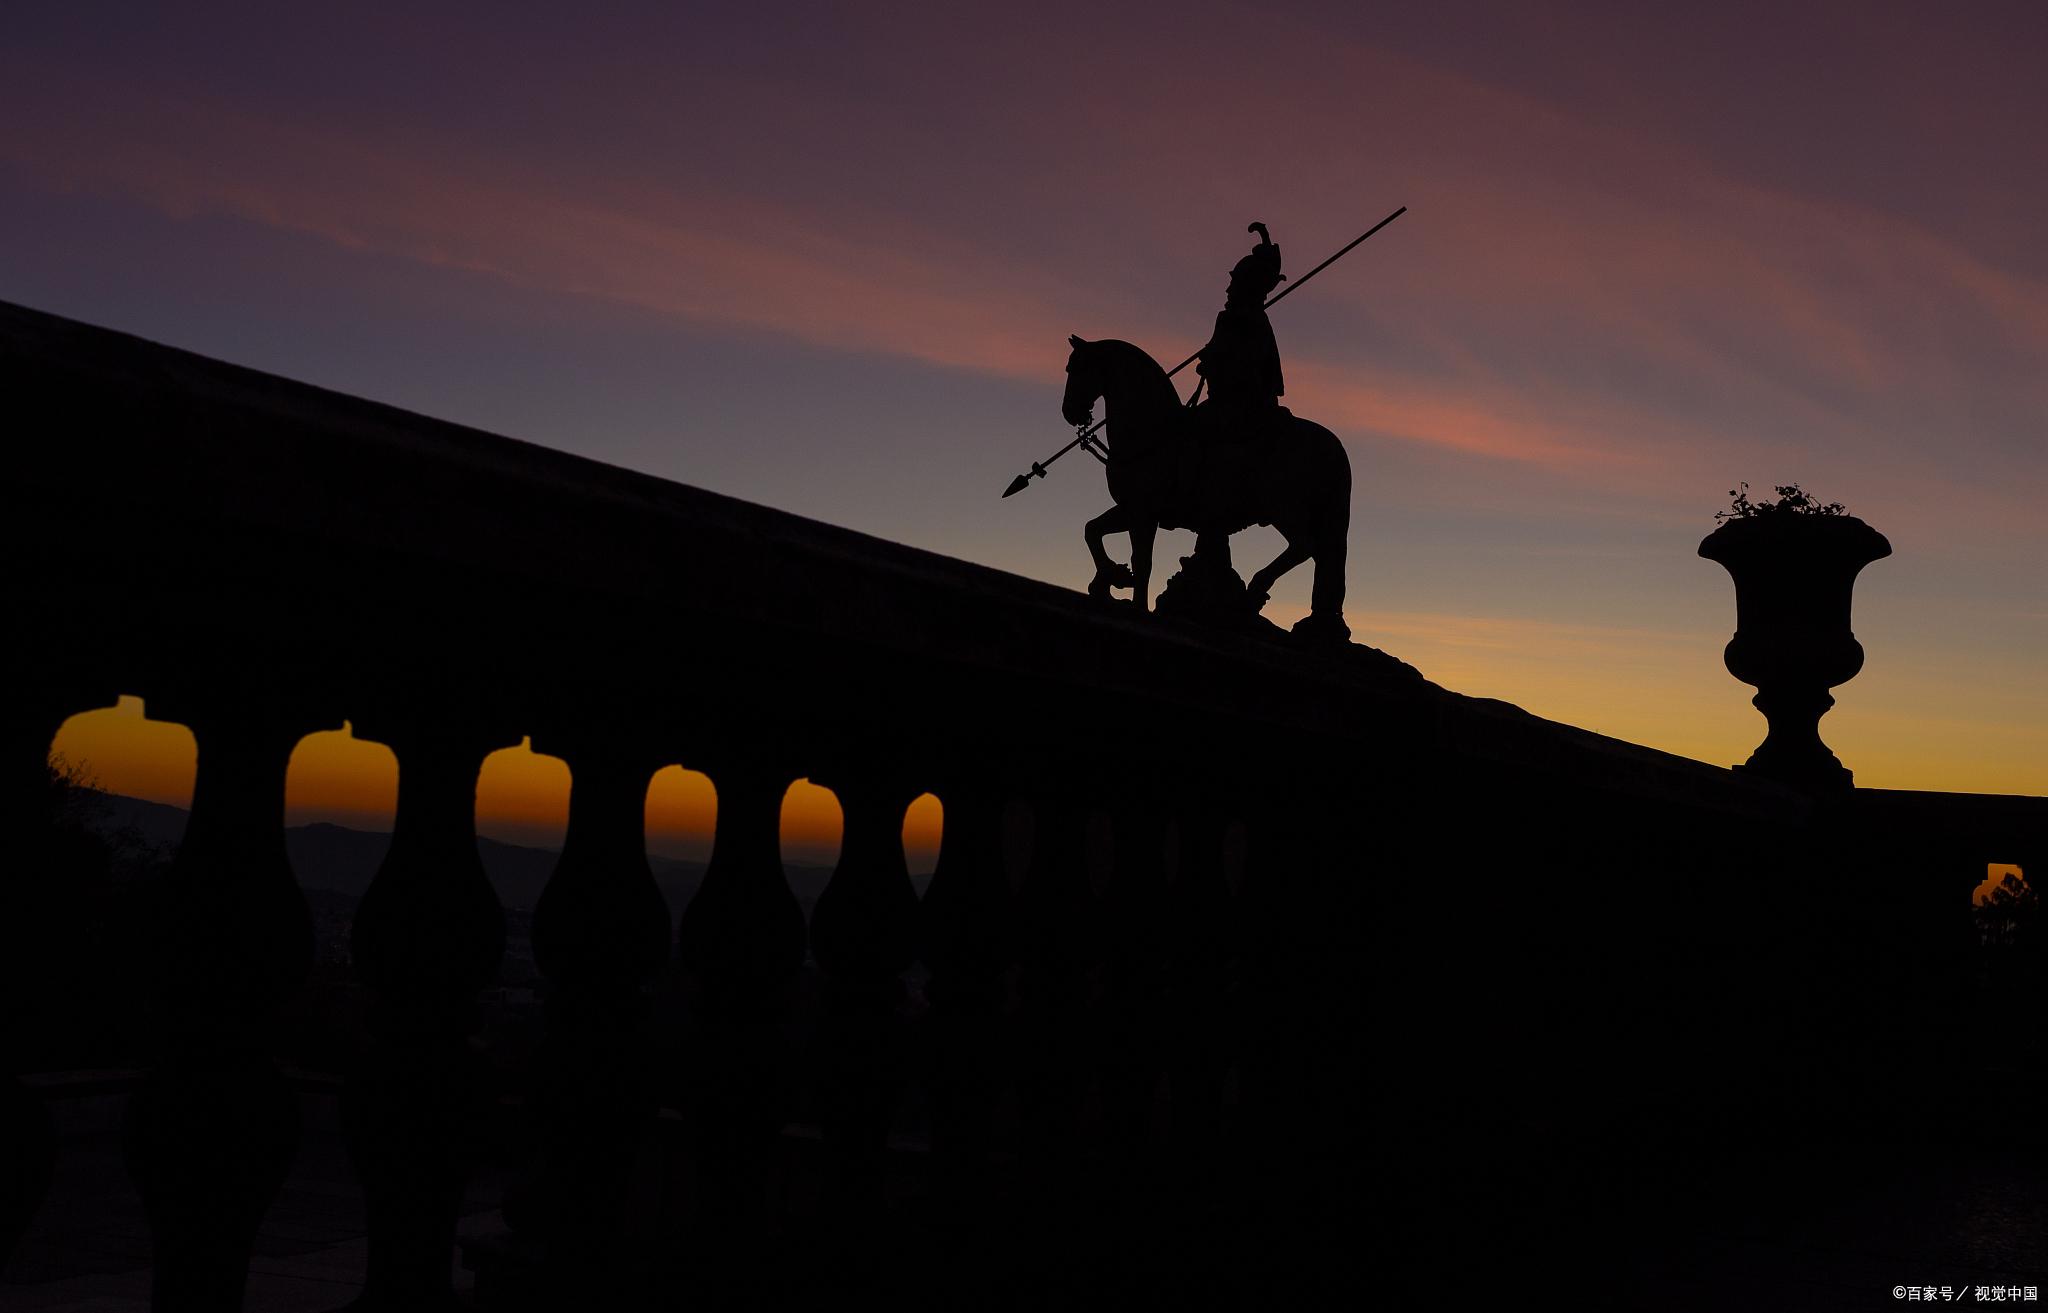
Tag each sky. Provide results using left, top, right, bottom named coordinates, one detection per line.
left=11, top=1, right=2045, bottom=858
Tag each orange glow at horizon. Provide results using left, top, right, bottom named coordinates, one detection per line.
left=50, top=702, right=943, bottom=871
left=902, top=793, right=942, bottom=873
left=5, top=6, right=2042, bottom=838
left=49, top=701, right=2003, bottom=891
left=50, top=697, right=195, bottom=807
left=48, top=696, right=2031, bottom=880
left=473, top=741, right=570, bottom=850
left=649, top=773, right=941, bottom=870
left=781, top=779, right=842, bottom=868
left=287, top=724, right=396, bottom=828
left=48, top=696, right=2031, bottom=893
left=645, top=764, right=717, bottom=860
left=775, top=782, right=944, bottom=872
left=1975, top=863, right=2026, bottom=905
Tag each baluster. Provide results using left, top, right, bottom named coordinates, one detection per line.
left=3, top=687, right=113, bottom=1267
left=1014, top=793, right=1091, bottom=1147
left=1099, top=793, right=1170, bottom=1186
left=122, top=692, right=323, bottom=1312
left=1010, top=790, right=1100, bottom=1302
left=1153, top=800, right=1231, bottom=1298
left=342, top=718, right=509, bottom=1311
left=1064, top=787, right=1173, bottom=1303
left=1230, top=798, right=1311, bottom=1180
left=1279, top=784, right=1398, bottom=1300
left=493, top=736, right=670, bottom=1307
left=805, top=766, right=922, bottom=1298
left=673, top=754, right=805, bottom=1303
left=2021, top=852, right=2044, bottom=1063
left=1164, top=804, right=1227, bottom=1152
left=917, top=783, right=1012, bottom=1221
left=1229, top=797, right=1306, bottom=1300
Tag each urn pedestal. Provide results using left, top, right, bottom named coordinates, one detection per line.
left=1699, top=515, right=1891, bottom=793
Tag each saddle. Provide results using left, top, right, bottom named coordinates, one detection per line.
left=1162, top=404, right=1294, bottom=533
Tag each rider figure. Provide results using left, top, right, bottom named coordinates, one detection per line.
left=1194, top=223, right=1286, bottom=449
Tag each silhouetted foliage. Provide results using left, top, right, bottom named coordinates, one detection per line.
left=43, top=756, right=173, bottom=883
left=8, top=759, right=177, bottom=1070
left=1972, top=869, right=2043, bottom=1076
left=1716, top=481, right=1848, bottom=521
left=1975, top=870, right=2038, bottom=950
left=1716, top=481, right=1847, bottom=520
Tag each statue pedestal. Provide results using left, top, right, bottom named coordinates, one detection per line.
left=1156, top=556, right=1246, bottom=624
left=1157, top=533, right=1248, bottom=624
left=1155, top=533, right=1287, bottom=638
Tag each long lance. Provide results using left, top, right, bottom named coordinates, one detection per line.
left=1002, top=204, right=1406, bottom=498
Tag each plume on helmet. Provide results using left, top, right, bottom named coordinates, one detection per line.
left=1229, top=222, right=1285, bottom=301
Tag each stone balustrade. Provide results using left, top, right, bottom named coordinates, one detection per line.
left=3, top=299, right=2040, bottom=1308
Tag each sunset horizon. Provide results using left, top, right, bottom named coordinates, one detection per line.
left=10, top=4, right=2041, bottom=812
left=9, top=7, right=2046, bottom=1308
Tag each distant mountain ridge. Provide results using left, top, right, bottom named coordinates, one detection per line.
left=80, top=789, right=842, bottom=917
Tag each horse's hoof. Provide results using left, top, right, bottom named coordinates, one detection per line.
left=1290, top=613, right=1351, bottom=645
left=1087, top=563, right=1136, bottom=599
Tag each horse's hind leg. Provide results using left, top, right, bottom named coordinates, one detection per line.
left=1130, top=520, right=1157, bottom=613
left=1297, top=529, right=1351, bottom=641
left=1084, top=506, right=1137, bottom=597
left=1248, top=539, right=1311, bottom=614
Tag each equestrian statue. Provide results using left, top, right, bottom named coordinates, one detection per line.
left=1010, top=210, right=1405, bottom=644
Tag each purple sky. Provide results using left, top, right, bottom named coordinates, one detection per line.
left=6, top=1, right=2043, bottom=795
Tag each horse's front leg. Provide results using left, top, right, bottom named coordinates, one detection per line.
left=1129, top=519, right=1157, bottom=613
left=1288, top=526, right=1351, bottom=643
left=1084, top=506, right=1137, bottom=598
left=1248, top=539, right=1311, bottom=614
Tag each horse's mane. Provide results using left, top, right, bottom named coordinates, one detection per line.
left=1088, top=339, right=1183, bottom=415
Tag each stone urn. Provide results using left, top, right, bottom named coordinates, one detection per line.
left=1698, top=514, right=1891, bottom=792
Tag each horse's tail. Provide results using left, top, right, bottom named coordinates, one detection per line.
left=1290, top=418, right=1352, bottom=624
left=1292, top=417, right=1351, bottom=528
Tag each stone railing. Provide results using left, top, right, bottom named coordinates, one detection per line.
left=3, top=299, right=2040, bottom=1308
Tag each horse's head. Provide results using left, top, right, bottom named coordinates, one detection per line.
left=1061, top=335, right=1178, bottom=452
left=1062, top=334, right=1101, bottom=428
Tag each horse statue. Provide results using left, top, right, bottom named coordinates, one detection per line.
left=1061, top=335, right=1353, bottom=641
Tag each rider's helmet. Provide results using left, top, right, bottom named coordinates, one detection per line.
left=1228, top=222, right=1284, bottom=301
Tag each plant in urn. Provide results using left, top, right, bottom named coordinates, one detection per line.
left=1698, top=484, right=1890, bottom=793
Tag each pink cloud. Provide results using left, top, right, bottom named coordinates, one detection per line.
left=2, top=26, right=2041, bottom=521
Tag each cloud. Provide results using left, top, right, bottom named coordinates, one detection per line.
left=6, top=8, right=2038, bottom=800
left=3, top=22, right=2042, bottom=517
